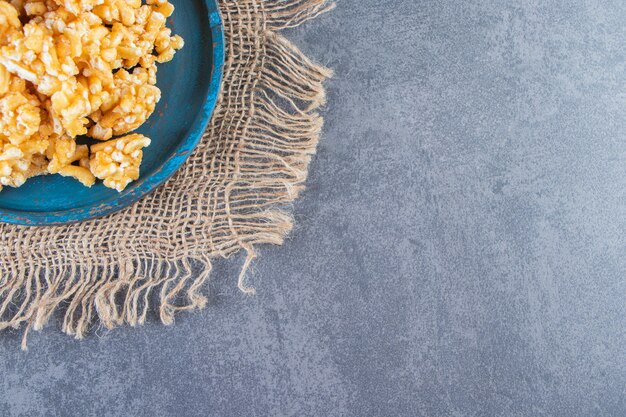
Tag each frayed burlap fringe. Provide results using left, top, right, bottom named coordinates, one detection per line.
left=0, top=0, right=334, bottom=350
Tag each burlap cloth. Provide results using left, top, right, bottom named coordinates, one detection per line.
left=0, top=0, right=333, bottom=349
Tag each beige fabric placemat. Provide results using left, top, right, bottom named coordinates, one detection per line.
left=0, top=0, right=334, bottom=349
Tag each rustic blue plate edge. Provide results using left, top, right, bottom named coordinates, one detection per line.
left=0, top=0, right=224, bottom=227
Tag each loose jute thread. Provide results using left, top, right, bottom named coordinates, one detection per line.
left=0, top=0, right=334, bottom=350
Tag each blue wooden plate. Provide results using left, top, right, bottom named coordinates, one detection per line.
left=0, top=0, right=224, bottom=226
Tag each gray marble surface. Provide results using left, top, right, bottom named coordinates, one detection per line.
left=1, top=0, right=626, bottom=416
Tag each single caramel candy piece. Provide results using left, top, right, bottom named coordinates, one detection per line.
left=89, top=133, right=151, bottom=192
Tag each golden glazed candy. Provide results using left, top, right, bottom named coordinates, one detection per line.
left=0, top=0, right=183, bottom=192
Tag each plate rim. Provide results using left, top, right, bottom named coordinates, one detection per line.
left=0, top=0, right=225, bottom=226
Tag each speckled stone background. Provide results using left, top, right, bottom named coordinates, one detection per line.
left=1, top=0, right=626, bottom=416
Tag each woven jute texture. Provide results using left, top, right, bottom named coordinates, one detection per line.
left=0, top=0, right=333, bottom=349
